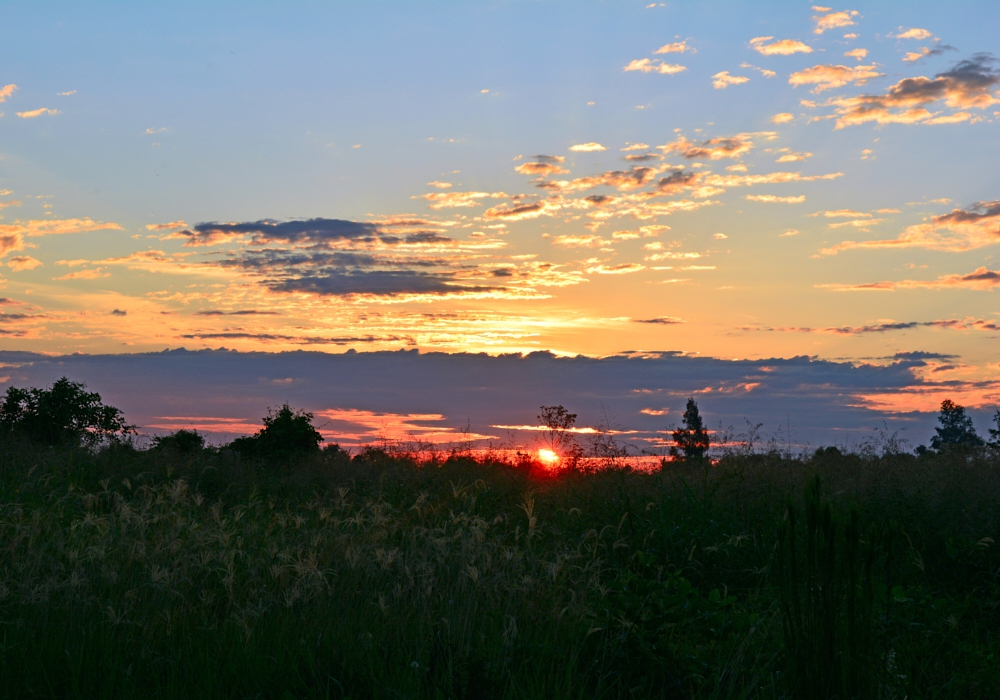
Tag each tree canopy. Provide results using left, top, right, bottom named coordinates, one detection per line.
left=0, top=377, right=133, bottom=447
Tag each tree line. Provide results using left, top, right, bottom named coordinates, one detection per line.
left=1, top=377, right=999, bottom=460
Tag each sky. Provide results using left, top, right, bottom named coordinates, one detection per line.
left=0, top=2, right=998, bottom=446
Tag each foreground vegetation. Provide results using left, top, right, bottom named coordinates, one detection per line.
left=2, top=437, right=999, bottom=699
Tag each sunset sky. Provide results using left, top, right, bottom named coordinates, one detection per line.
left=1, top=2, right=998, bottom=442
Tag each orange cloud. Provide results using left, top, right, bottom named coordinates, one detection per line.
left=811, top=209, right=871, bottom=218
left=844, top=48, right=868, bottom=60
left=744, top=194, right=806, bottom=203
left=569, top=142, right=607, bottom=152
left=750, top=37, right=813, bottom=55
left=789, top=64, right=882, bottom=93
left=775, top=151, right=813, bottom=162
left=0, top=84, right=17, bottom=102
left=658, top=132, right=773, bottom=160
left=894, top=27, right=934, bottom=40
left=146, top=221, right=188, bottom=231
left=771, top=112, right=795, bottom=124
left=552, top=234, right=611, bottom=248
left=654, top=41, right=691, bottom=54
left=586, top=262, right=645, bottom=275
left=483, top=200, right=560, bottom=221
left=624, top=58, right=686, bottom=75
left=516, top=162, right=568, bottom=176
left=7, top=256, right=42, bottom=271
left=0, top=218, right=123, bottom=237
left=827, top=56, right=999, bottom=128
left=820, top=201, right=1000, bottom=254
left=535, top=165, right=664, bottom=193
left=712, top=71, right=749, bottom=89
left=55, top=268, right=110, bottom=280
left=16, top=107, right=59, bottom=118
left=418, top=191, right=510, bottom=209
left=813, top=9, right=859, bottom=35
left=903, top=47, right=933, bottom=63
left=0, top=234, right=24, bottom=259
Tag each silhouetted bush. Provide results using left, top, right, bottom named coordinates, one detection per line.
left=151, top=429, right=206, bottom=454
left=229, top=403, right=323, bottom=462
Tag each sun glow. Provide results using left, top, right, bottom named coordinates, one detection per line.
left=537, top=448, right=560, bottom=466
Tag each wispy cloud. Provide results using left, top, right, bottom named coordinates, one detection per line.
left=55, top=268, right=110, bottom=281
left=820, top=267, right=1000, bottom=292
left=0, top=218, right=122, bottom=237
left=0, top=84, right=17, bottom=102
left=820, top=201, right=1000, bottom=254
left=745, top=194, right=806, bottom=203
left=418, top=191, right=511, bottom=210
left=569, top=142, right=607, bottom=152
left=17, top=107, right=59, bottom=118
left=146, top=221, right=187, bottom=231
left=744, top=317, right=1000, bottom=334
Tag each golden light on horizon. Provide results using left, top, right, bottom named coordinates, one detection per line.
left=537, top=448, right=559, bottom=466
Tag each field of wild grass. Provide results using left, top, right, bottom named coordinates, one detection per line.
left=1, top=441, right=1000, bottom=699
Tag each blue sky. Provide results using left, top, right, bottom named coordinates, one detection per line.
left=1, top=2, right=998, bottom=442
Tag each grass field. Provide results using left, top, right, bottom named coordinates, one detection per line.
left=1, top=440, right=999, bottom=699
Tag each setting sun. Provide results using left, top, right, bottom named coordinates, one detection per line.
left=537, top=448, right=560, bottom=466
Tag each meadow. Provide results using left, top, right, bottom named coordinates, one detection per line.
left=1, top=434, right=999, bottom=699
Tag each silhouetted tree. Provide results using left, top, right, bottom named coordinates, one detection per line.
left=151, top=429, right=206, bottom=454
left=230, top=404, right=323, bottom=462
left=988, top=409, right=1000, bottom=449
left=670, top=398, right=710, bottom=460
left=537, top=405, right=581, bottom=456
left=0, top=377, right=133, bottom=447
left=929, top=399, right=983, bottom=451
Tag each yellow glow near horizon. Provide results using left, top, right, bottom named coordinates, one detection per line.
left=537, top=448, right=559, bottom=466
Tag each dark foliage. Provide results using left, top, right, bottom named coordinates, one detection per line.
left=229, top=403, right=323, bottom=462
left=0, top=376, right=133, bottom=447
left=537, top=404, right=583, bottom=459
left=670, top=397, right=710, bottom=460
left=930, top=399, right=984, bottom=451
left=151, top=429, right=206, bottom=454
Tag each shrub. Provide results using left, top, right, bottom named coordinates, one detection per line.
left=151, top=429, right=206, bottom=454
left=0, top=376, right=133, bottom=447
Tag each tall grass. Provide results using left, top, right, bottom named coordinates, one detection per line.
left=0, top=441, right=998, bottom=698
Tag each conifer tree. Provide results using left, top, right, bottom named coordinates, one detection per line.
left=929, top=399, right=983, bottom=451
left=670, top=397, right=710, bottom=460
